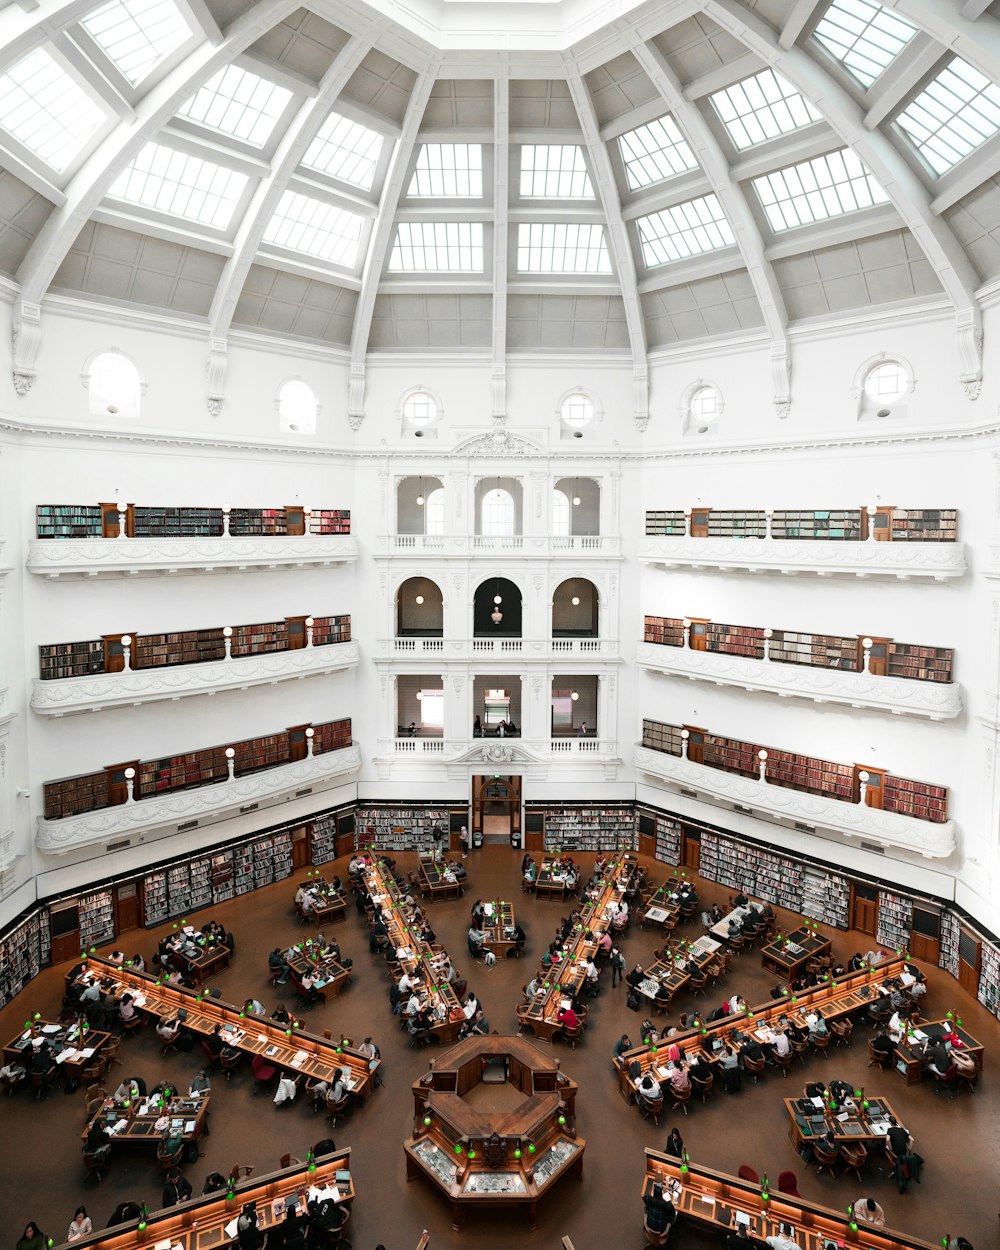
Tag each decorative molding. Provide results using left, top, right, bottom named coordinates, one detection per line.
left=452, top=429, right=547, bottom=459
left=377, top=737, right=620, bottom=769
left=35, top=747, right=362, bottom=854
left=638, top=536, right=967, bottom=581
left=771, top=341, right=791, bottom=418
left=30, top=643, right=360, bottom=716
left=633, top=746, right=956, bottom=859
left=206, top=338, right=228, bottom=416
left=12, top=300, right=41, bottom=396
left=373, top=533, right=622, bottom=559
left=26, top=534, right=358, bottom=579
left=375, top=638, right=620, bottom=661
left=955, top=307, right=983, bottom=400
left=636, top=642, right=962, bottom=720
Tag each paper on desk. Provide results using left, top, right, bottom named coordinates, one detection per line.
left=699, top=1194, right=716, bottom=1205
left=41, top=1024, right=61, bottom=1034
left=836, top=1112, right=849, bottom=1122
left=185, top=1120, right=196, bottom=1132
left=257, top=1034, right=267, bottom=1043
left=291, top=1049, right=309, bottom=1067
left=110, top=1120, right=128, bottom=1135
left=224, top=1219, right=239, bottom=1239
left=810, top=1097, right=824, bottom=1108
left=308, top=1185, right=339, bottom=1202
left=155, top=1239, right=173, bottom=1249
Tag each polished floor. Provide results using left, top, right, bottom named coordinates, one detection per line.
left=1, top=844, right=997, bottom=1250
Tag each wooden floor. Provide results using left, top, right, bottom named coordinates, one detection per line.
left=2, top=844, right=997, bottom=1250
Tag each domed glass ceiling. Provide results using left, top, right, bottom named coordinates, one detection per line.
left=0, top=0, right=997, bottom=370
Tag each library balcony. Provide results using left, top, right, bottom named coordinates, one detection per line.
left=375, top=534, right=622, bottom=558
left=640, top=507, right=965, bottom=581
left=31, top=640, right=360, bottom=716
left=376, top=638, right=619, bottom=660
left=35, top=744, right=362, bottom=855
left=633, top=744, right=956, bottom=859
left=382, top=737, right=620, bottom=764
left=636, top=641, right=961, bottom=720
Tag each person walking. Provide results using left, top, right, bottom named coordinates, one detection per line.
left=610, top=946, right=626, bottom=988
left=459, top=825, right=470, bottom=858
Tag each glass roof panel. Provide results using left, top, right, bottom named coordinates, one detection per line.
left=388, top=221, right=485, bottom=271
left=177, top=64, right=293, bottom=147
left=635, top=195, right=735, bottom=268
left=302, top=111, right=385, bottom=190
left=0, top=47, right=107, bottom=173
left=752, top=148, right=889, bottom=231
left=516, top=222, right=611, bottom=273
left=519, top=145, right=594, bottom=198
left=895, top=57, right=1000, bottom=176
left=709, top=69, right=822, bottom=150
left=81, top=0, right=192, bottom=87
left=408, top=144, right=483, bottom=197
left=263, top=189, right=365, bottom=267
left=812, top=0, right=917, bottom=89
left=108, top=142, right=250, bottom=228
left=618, top=115, right=698, bottom=191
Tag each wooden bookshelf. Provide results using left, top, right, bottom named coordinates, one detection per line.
left=356, top=805, right=455, bottom=852
left=641, top=719, right=683, bottom=756
left=705, top=509, right=766, bottom=537
left=312, top=719, right=353, bottom=754
left=134, top=628, right=226, bottom=668
left=132, top=507, right=223, bottom=538
left=644, top=507, right=957, bottom=543
left=887, top=642, right=954, bottom=682
left=705, top=621, right=765, bottom=659
left=702, top=733, right=759, bottom=777
left=770, top=629, right=857, bottom=669
left=876, top=889, right=913, bottom=950
left=537, top=803, right=637, bottom=852
left=35, top=505, right=102, bottom=539
left=139, top=749, right=228, bottom=797
left=0, top=908, right=50, bottom=1009
left=882, top=774, right=949, bottom=823
left=312, top=614, right=352, bottom=645
left=34, top=503, right=351, bottom=539
left=309, top=509, right=351, bottom=534
left=643, top=615, right=684, bottom=646
left=38, top=640, right=105, bottom=680
left=644, top=510, right=685, bottom=536
left=773, top=508, right=861, bottom=540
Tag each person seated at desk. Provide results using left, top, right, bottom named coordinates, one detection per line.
left=78, top=979, right=102, bottom=1008
left=113, top=1076, right=140, bottom=1103
left=542, top=943, right=564, bottom=970
left=655, top=980, right=673, bottom=1006
left=16, top=1223, right=48, bottom=1250
left=243, top=997, right=266, bottom=1016
left=269, top=947, right=292, bottom=984
left=463, top=993, right=479, bottom=1020
left=742, top=1036, right=765, bottom=1065
left=613, top=1034, right=633, bottom=1063
left=643, top=1182, right=676, bottom=1235
left=118, top=993, right=136, bottom=1025
left=827, top=1078, right=853, bottom=1108
left=307, top=1191, right=348, bottom=1246
left=887, top=1010, right=907, bottom=1042
left=727, top=918, right=743, bottom=941
left=108, top=950, right=126, bottom=966
left=557, top=1002, right=580, bottom=1032
left=627, top=963, right=646, bottom=990
left=808, top=1010, right=828, bottom=1040
left=162, top=1169, right=193, bottom=1207
left=638, top=1072, right=661, bottom=1103
left=190, top=1069, right=211, bottom=1095
left=524, top=860, right=538, bottom=884
left=871, top=1029, right=896, bottom=1062
left=852, top=1197, right=886, bottom=1227
left=733, top=890, right=750, bottom=908
left=728, top=994, right=747, bottom=1015
left=463, top=1009, right=490, bottom=1038
left=67, top=1208, right=92, bottom=1243
left=84, top=1120, right=112, bottom=1163
left=467, top=926, right=486, bottom=957
left=156, top=1012, right=182, bottom=1044
left=949, top=1048, right=977, bottom=1080
left=667, top=1063, right=690, bottom=1094
left=766, top=1222, right=802, bottom=1250
left=271, top=1003, right=297, bottom=1028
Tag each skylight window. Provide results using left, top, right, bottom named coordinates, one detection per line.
left=302, top=111, right=384, bottom=191
left=177, top=64, right=292, bottom=147
left=710, top=69, right=822, bottom=150
left=81, top=0, right=191, bottom=87
left=519, top=145, right=594, bottom=198
left=109, top=142, right=249, bottom=228
left=0, top=47, right=107, bottom=173
left=516, top=223, right=611, bottom=274
left=895, top=58, right=1000, bottom=177
left=812, top=0, right=916, bottom=89
left=635, top=195, right=735, bottom=268
left=263, top=190, right=365, bottom=267
left=388, top=222, right=484, bottom=272
left=618, top=115, right=697, bottom=191
left=752, top=148, right=889, bottom=232
left=409, top=144, right=483, bottom=197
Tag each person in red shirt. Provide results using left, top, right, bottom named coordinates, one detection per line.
left=557, top=1004, right=579, bottom=1030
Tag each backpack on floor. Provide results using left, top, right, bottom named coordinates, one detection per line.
left=626, top=991, right=640, bottom=1011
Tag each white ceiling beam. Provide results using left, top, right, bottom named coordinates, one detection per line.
left=563, top=60, right=649, bottom=430
left=208, top=33, right=376, bottom=350
left=253, top=247, right=362, bottom=289
left=619, top=176, right=715, bottom=222
left=492, top=68, right=510, bottom=422
left=863, top=34, right=945, bottom=130
left=348, top=61, right=442, bottom=427
left=285, top=171, right=379, bottom=216
left=637, top=248, right=745, bottom=293
left=762, top=204, right=904, bottom=260
left=0, top=139, right=66, bottom=205
left=628, top=33, right=793, bottom=416
left=779, top=0, right=826, bottom=50
left=683, top=53, right=763, bottom=102
left=395, top=206, right=494, bottom=223
left=377, top=278, right=492, bottom=295
left=958, top=0, right=991, bottom=18
left=15, top=0, right=303, bottom=308
left=699, top=0, right=986, bottom=396
left=88, top=205, right=235, bottom=256
left=506, top=277, right=621, bottom=295
left=930, top=129, right=1000, bottom=213
left=885, top=0, right=1000, bottom=87
left=50, top=30, right=134, bottom=120
left=176, top=0, right=223, bottom=46
left=508, top=205, right=607, bottom=224
left=598, top=97, right=670, bottom=144
left=0, top=0, right=100, bottom=72
left=728, top=127, right=841, bottom=183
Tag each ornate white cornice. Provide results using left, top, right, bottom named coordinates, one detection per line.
left=376, top=638, right=620, bottom=662
left=638, top=536, right=967, bottom=581
left=376, top=737, right=620, bottom=766
left=636, top=642, right=962, bottom=721
left=30, top=643, right=360, bottom=716
left=35, top=746, right=362, bottom=854
left=633, top=746, right=956, bottom=860
left=373, top=534, right=622, bottom=558
left=26, top=535, right=358, bottom=579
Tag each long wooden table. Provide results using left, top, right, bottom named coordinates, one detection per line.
left=297, top=877, right=347, bottom=926
left=533, top=857, right=574, bottom=899
left=286, top=943, right=352, bottom=1001
left=642, top=1151, right=939, bottom=1250
left=641, top=873, right=683, bottom=931
left=3, top=1019, right=111, bottom=1077
left=417, top=853, right=466, bottom=900
left=892, top=1017, right=984, bottom=1085
left=635, top=935, right=722, bottom=1011
left=761, top=926, right=831, bottom=978
left=616, top=956, right=907, bottom=1103
left=365, top=862, right=466, bottom=1043
left=159, top=929, right=231, bottom=986
left=77, top=957, right=380, bottom=1099
left=52, top=1153, right=354, bottom=1250
left=83, top=1090, right=211, bottom=1150
left=480, top=899, right=518, bottom=957
left=784, top=1094, right=903, bottom=1150
left=517, top=852, right=638, bottom=1042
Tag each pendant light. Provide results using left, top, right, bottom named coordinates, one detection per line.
left=491, top=577, right=503, bottom=625
left=572, top=478, right=581, bottom=506
left=416, top=477, right=425, bottom=506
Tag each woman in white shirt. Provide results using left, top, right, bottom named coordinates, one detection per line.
left=67, top=1209, right=92, bottom=1242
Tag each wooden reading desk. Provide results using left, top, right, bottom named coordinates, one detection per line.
left=642, top=1150, right=939, bottom=1250
left=286, top=942, right=352, bottom=1001
left=480, top=900, right=519, bottom=957
left=52, top=1152, right=354, bottom=1250
left=77, top=958, right=380, bottom=1100
left=534, top=858, right=574, bottom=899
left=297, top=878, right=346, bottom=926
left=636, top=935, right=722, bottom=1011
left=159, top=929, right=231, bottom=986
left=82, top=1090, right=211, bottom=1151
left=761, top=926, right=832, bottom=979
left=3, top=1019, right=111, bottom=1077
left=417, top=853, right=465, bottom=901
left=784, top=1094, right=903, bottom=1150
left=641, top=874, right=683, bottom=932
left=892, top=1018, right=984, bottom=1085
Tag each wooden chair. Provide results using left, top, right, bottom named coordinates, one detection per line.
left=325, top=1091, right=350, bottom=1129
left=776, top=1170, right=801, bottom=1197
left=687, top=972, right=707, bottom=998
left=82, top=1056, right=107, bottom=1085
left=743, top=1054, right=765, bottom=1085
left=772, top=1051, right=793, bottom=1078
left=728, top=935, right=746, bottom=957
left=669, top=1084, right=692, bottom=1116
left=85, top=1084, right=107, bottom=1117
left=789, top=1037, right=809, bottom=1066
left=638, top=1093, right=664, bottom=1127
left=813, top=1141, right=839, bottom=1177
left=31, top=1068, right=55, bottom=1100
left=280, top=1153, right=302, bottom=1169
left=690, top=1072, right=713, bottom=1104
left=229, top=1164, right=254, bottom=1183
left=737, top=1165, right=759, bottom=1184
left=83, top=1149, right=108, bottom=1183
left=120, top=1014, right=143, bottom=1038
left=811, top=1033, right=831, bottom=1060
left=0, top=1069, right=25, bottom=1098
left=102, top=1037, right=122, bottom=1070
left=840, top=1142, right=868, bottom=1181
left=159, top=1031, right=182, bottom=1059
left=560, top=1023, right=585, bottom=1050
left=642, top=1218, right=671, bottom=1249
left=868, top=1039, right=891, bottom=1071
left=830, top=1019, right=853, bottom=1047
left=157, top=1139, right=185, bottom=1171
left=220, top=1050, right=242, bottom=1081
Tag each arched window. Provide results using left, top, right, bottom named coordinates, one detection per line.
left=690, top=385, right=720, bottom=424
left=552, top=488, right=571, bottom=537
left=853, top=354, right=914, bottom=419
left=402, top=390, right=437, bottom=427
left=680, top=379, right=723, bottom=434
left=864, top=361, right=909, bottom=406
left=561, top=391, right=595, bottom=428
left=277, top=378, right=318, bottom=433
left=482, top=487, right=515, bottom=536
left=87, top=352, right=141, bottom=418
left=425, top=488, right=445, bottom=536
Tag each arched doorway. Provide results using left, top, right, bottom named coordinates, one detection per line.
left=472, top=774, right=522, bottom=844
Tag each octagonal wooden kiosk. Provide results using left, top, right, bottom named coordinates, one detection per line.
left=404, top=1034, right=584, bottom=1230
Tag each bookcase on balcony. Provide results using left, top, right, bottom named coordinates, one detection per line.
left=643, top=616, right=683, bottom=646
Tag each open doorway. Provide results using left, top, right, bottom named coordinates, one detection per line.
left=472, top=774, right=522, bottom=845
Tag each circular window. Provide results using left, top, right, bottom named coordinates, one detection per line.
left=277, top=379, right=317, bottom=433
left=690, top=385, right=720, bottom=422
left=403, top=391, right=437, bottom=427
left=864, top=362, right=908, bottom=406
left=561, top=393, right=595, bottom=428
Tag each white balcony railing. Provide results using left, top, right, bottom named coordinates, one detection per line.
left=27, top=534, right=358, bottom=579
left=633, top=745, right=955, bottom=859
left=638, top=536, right=965, bottom=581
left=385, top=737, right=619, bottom=762
left=377, top=638, right=619, bottom=660
left=375, top=534, right=622, bottom=558
left=636, top=642, right=961, bottom=721
left=35, top=746, right=362, bottom=855
left=31, top=642, right=360, bottom=717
